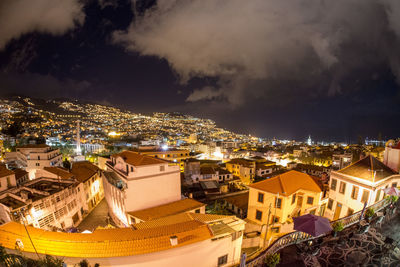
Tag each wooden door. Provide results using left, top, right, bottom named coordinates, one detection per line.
left=333, top=202, right=342, bottom=220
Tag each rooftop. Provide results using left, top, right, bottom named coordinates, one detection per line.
left=0, top=164, right=15, bottom=178
left=128, top=198, right=205, bottom=221
left=223, top=192, right=249, bottom=210
left=113, top=151, right=167, bottom=166
left=337, top=155, right=397, bottom=182
left=43, top=167, right=74, bottom=180
left=249, top=170, right=322, bottom=196
left=71, top=161, right=99, bottom=183
left=0, top=221, right=212, bottom=258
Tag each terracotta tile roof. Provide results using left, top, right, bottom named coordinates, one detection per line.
left=226, top=158, right=254, bottom=168
left=43, top=167, right=74, bottom=180
left=223, top=192, right=249, bottom=210
left=337, top=155, right=397, bottom=182
left=12, top=168, right=28, bottom=180
left=70, top=162, right=99, bottom=183
left=0, top=164, right=14, bottom=178
left=128, top=198, right=205, bottom=221
left=0, top=221, right=212, bottom=258
left=133, top=213, right=233, bottom=230
left=187, top=213, right=234, bottom=223
left=113, top=151, right=167, bottom=166
left=249, top=170, right=322, bottom=196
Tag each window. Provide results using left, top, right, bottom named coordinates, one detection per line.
left=375, top=189, right=381, bottom=202
left=347, top=208, right=354, bottom=216
left=327, top=199, right=334, bottom=210
left=292, top=194, right=296, bottom=204
left=275, top=198, right=282, bottom=209
left=309, top=209, right=316, bottom=215
left=339, top=182, right=346, bottom=194
left=160, top=165, right=165, bottom=171
left=270, top=227, right=280, bottom=233
left=392, top=183, right=398, bottom=188
left=131, top=167, right=133, bottom=172
left=255, top=210, right=262, bottom=221
left=218, top=255, right=228, bottom=266
left=195, top=209, right=200, bottom=213
left=331, top=179, right=337, bottom=190
left=257, top=193, right=264, bottom=203
left=307, top=197, right=314, bottom=205
left=271, top=216, right=280, bottom=224
left=351, top=186, right=359, bottom=200
left=36, top=163, right=40, bottom=166
left=361, top=190, right=370, bottom=203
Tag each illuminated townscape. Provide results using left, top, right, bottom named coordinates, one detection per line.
left=2, top=1, right=400, bottom=267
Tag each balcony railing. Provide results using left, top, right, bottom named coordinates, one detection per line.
left=245, top=198, right=391, bottom=267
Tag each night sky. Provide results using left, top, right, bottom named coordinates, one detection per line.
left=1, top=0, right=400, bottom=142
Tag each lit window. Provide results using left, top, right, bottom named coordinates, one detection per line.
left=351, top=186, right=359, bottom=200
left=361, top=190, right=370, bottom=203
left=275, top=198, right=282, bottom=209
left=331, top=179, right=337, bottom=190
left=339, top=182, right=346, bottom=194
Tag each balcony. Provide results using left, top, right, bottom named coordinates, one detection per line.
left=245, top=198, right=396, bottom=266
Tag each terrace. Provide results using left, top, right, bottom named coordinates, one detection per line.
left=245, top=198, right=400, bottom=266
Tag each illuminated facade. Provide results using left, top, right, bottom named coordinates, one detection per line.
left=71, top=161, right=104, bottom=212
left=326, top=155, right=400, bottom=220
left=226, top=159, right=256, bottom=184
left=248, top=170, right=328, bottom=235
left=0, top=177, right=83, bottom=230
left=5, top=144, right=62, bottom=179
left=103, top=151, right=181, bottom=226
left=138, top=148, right=192, bottom=171
left=384, top=140, right=400, bottom=172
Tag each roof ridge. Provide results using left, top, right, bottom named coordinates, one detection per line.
left=370, top=155, right=375, bottom=182
left=278, top=175, right=286, bottom=194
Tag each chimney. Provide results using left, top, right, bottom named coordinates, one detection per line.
left=170, top=236, right=178, bottom=246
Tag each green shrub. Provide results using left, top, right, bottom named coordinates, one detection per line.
left=390, top=196, right=399, bottom=203
left=332, top=221, right=344, bottom=232
left=365, top=208, right=375, bottom=218
left=264, top=253, right=280, bottom=267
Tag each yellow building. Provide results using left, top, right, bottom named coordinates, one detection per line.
left=248, top=170, right=328, bottom=236
left=139, top=149, right=192, bottom=171
left=226, top=159, right=255, bottom=184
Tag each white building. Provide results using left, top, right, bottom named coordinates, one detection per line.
left=326, top=155, right=400, bottom=220
left=0, top=177, right=83, bottom=230
left=102, top=151, right=181, bottom=226
left=5, top=144, right=62, bottom=179
left=383, top=140, right=400, bottom=173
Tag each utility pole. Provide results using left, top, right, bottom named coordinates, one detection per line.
left=264, top=203, right=272, bottom=247
left=19, top=210, right=40, bottom=259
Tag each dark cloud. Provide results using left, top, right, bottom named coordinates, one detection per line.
left=0, top=0, right=85, bottom=50
left=114, top=0, right=400, bottom=107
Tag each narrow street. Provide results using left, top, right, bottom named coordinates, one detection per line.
left=77, top=199, right=115, bottom=232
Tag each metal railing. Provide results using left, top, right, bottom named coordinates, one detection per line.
left=245, top=198, right=391, bottom=266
